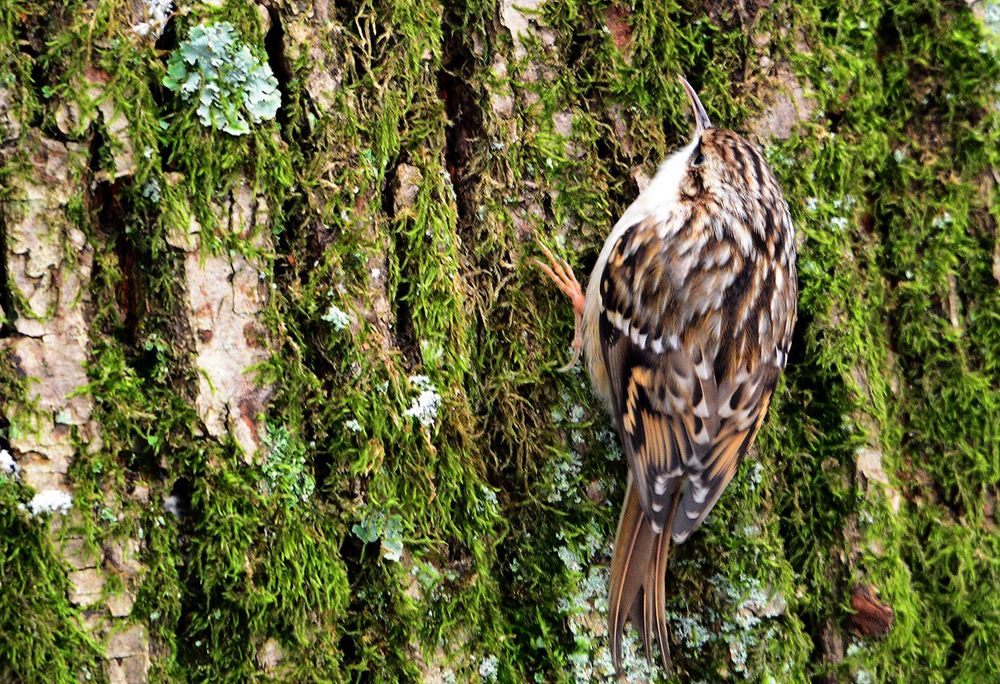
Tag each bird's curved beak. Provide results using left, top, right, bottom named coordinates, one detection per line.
left=679, top=75, right=712, bottom=133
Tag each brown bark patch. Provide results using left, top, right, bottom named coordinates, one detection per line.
left=604, top=5, right=633, bottom=58
left=850, top=584, right=894, bottom=638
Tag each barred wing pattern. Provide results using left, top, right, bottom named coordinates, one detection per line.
left=599, top=204, right=795, bottom=542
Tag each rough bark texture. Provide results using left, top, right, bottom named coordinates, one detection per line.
left=1, top=1, right=998, bottom=682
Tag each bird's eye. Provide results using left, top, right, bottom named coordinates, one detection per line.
left=691, top=148, right=705, bottom=167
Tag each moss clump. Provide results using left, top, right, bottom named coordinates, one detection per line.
left=0, top=0, right=998, bottom=681
left=0, top=481, right=103, bottom=683
left=0, top=352, right=102, bottom=682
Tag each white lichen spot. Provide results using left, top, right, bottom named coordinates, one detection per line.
left=141, top=179, right=162, bottom=203
left=403, top=375, right=442, bottom=428
left=672, top=614, right=713, bottom=649
left=545, top=450, right=582, bottom=503
left=598, top=427, right=624, bottom=462
left=986, top=3, right=1000, bottom=33
left=568, top=404, right=586, bottom=423
left=23, top=489, right=73, bottom=516
left=830, top=216, right=849, bottom=231
left=931, top=211, right=953, bottom=229
left=133, top=0, right=172, bottom=37
left=730, top=638, right=749, bottom=673
left=479, top=485, right=499, bottom=514
left=893, top=148, right=906, bottom=163
left=0, top=449, right=20, bottom=479
left=478, top=654, right=499, bottom=682
left=557, top=545, right=582, bottom=572
left=804, top=197, right=819, bottom=213
left=164, top=495, right=182, bottom=518
left=345, top=418, right=363, bottom=433
left=322, top=304, right=351, bottom=330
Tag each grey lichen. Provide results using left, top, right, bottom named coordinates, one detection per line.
left=352, top=511, right=406, bottom=563
left=163, top=22, right=280, bottom=136
left=1, top=0, right=997, bottom=681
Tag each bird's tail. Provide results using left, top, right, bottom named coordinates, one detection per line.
left=608, top=474, right=679, bottom=674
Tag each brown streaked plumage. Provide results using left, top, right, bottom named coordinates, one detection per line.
left=538, top=76, right=797, bottom=673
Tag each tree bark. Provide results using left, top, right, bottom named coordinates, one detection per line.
left=1, top=1, right=998, bottom=682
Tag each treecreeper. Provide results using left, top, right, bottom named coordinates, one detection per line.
left=538, top=76, right=798, bottom=674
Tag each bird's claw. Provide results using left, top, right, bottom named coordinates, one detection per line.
left=558, top=333, right=583, bottom=373
left=535, top=239, right=586, bottom=371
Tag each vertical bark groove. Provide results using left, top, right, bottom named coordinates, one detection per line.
left=1, top=2, right=998, bottom=682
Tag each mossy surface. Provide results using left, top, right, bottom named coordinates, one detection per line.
left=1, top=0, right=998, bottom=682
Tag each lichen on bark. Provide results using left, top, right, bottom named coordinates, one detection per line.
left=1, top=0, right=999, bottom=683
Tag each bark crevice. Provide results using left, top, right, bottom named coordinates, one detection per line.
left=264, top=6, right=292, bottom=129
left=439, top=15, right=482, bottom=236
left=0, top=205, right=16, bottom=337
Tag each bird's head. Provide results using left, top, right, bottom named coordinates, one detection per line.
left=677, top=76, right=772, bottom=205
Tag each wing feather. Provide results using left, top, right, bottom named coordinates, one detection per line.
left=599, top=210, right=793, bottom=541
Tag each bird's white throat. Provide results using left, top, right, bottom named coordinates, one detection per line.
left=585, top=136, right=700, bottom=315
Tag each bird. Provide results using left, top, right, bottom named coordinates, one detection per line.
left=536, top=75, right=797, bottom=674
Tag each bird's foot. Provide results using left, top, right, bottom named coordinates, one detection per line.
left=535, top=241, right=585, bottom=371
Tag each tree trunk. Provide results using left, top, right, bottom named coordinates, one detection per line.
left=1, top=1, right=998, bottom=682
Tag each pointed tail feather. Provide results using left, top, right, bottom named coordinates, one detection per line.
left=608, top=475, right=679, bottom=674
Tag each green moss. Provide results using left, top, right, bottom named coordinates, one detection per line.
left=1, top=0, right=998, bottom=681
left=0, top=351, right=103, bottom=683
left=0, top=482, right=104, bottom=682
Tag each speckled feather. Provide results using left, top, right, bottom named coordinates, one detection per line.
left=597, top=129, right=796, bottom=539
left=574, top=91, right=797, bottom=672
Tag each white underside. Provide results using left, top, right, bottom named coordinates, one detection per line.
left=583, top=136, right=699, bottom=331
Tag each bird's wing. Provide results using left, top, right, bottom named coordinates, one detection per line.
left=599, top=210, right=795, bottom=539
